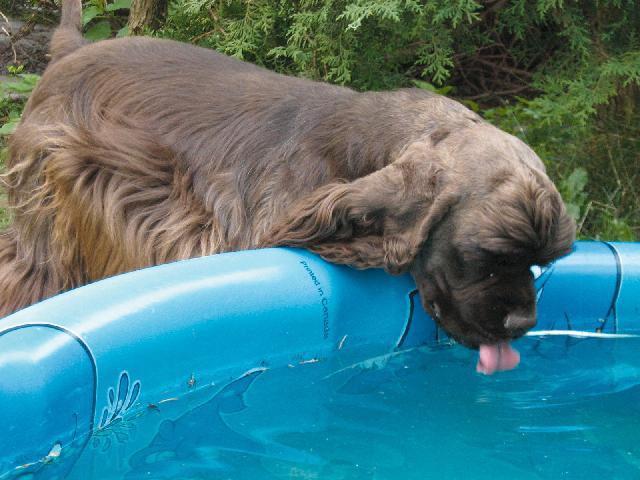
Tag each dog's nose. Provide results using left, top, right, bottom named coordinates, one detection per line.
left=503, top=314, right=536, bottom=333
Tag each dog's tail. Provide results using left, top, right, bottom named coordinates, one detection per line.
left=50, top=0, right=87, bottom=63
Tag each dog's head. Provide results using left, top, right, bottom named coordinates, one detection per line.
left=268, top=122, right=575, bottom=348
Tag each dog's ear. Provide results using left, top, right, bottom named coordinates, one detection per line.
left=265, top=143, right=459, bottom=273
left=379, top=185, right=459, bottom=274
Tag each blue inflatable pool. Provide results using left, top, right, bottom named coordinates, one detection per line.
left=0, top=241, right=639, bottom=479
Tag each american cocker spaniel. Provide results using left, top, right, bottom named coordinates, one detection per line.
left=0, top=1, right=575, bottom=372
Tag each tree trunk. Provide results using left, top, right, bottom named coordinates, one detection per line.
left=127, top=0, right=167, bottom=35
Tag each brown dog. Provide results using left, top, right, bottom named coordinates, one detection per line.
left=0, top=1, right=574, bottom=355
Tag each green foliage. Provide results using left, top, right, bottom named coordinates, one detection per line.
left=1, top=69, right=40, bottom=229
left=558, top=168, right=589, bottom=225
left=0, top=71, right=39, bottom=135
left=83, top=0, right=131, bottom=40
left=159, top=0, right=485, bottom=89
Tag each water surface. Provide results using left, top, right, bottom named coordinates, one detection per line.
left=60, top=336, right=640, bottom=479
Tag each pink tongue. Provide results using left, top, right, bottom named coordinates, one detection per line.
left=476, top=342, right=520, bottom=375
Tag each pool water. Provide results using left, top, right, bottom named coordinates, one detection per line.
left=56, top=336, right=640, bottom=479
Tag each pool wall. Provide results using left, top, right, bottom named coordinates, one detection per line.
left=0, top=241, right=639, bottom=477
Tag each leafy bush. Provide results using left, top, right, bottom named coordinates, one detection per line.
left=0, top=67, right=39, bottom=229
left=0, top=68, right=38, bottom=134
left=83, top=0, right=131, bottom=39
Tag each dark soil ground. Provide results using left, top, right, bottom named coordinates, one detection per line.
left=1, top=0, right=59, bottom=75
left=1, top=15, right=54, bottom=74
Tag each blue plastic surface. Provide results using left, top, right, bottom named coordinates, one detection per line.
left=0, top=241, right=639, bottom=478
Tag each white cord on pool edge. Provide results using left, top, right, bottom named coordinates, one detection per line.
left=526, top=330, right=638, bottom=338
